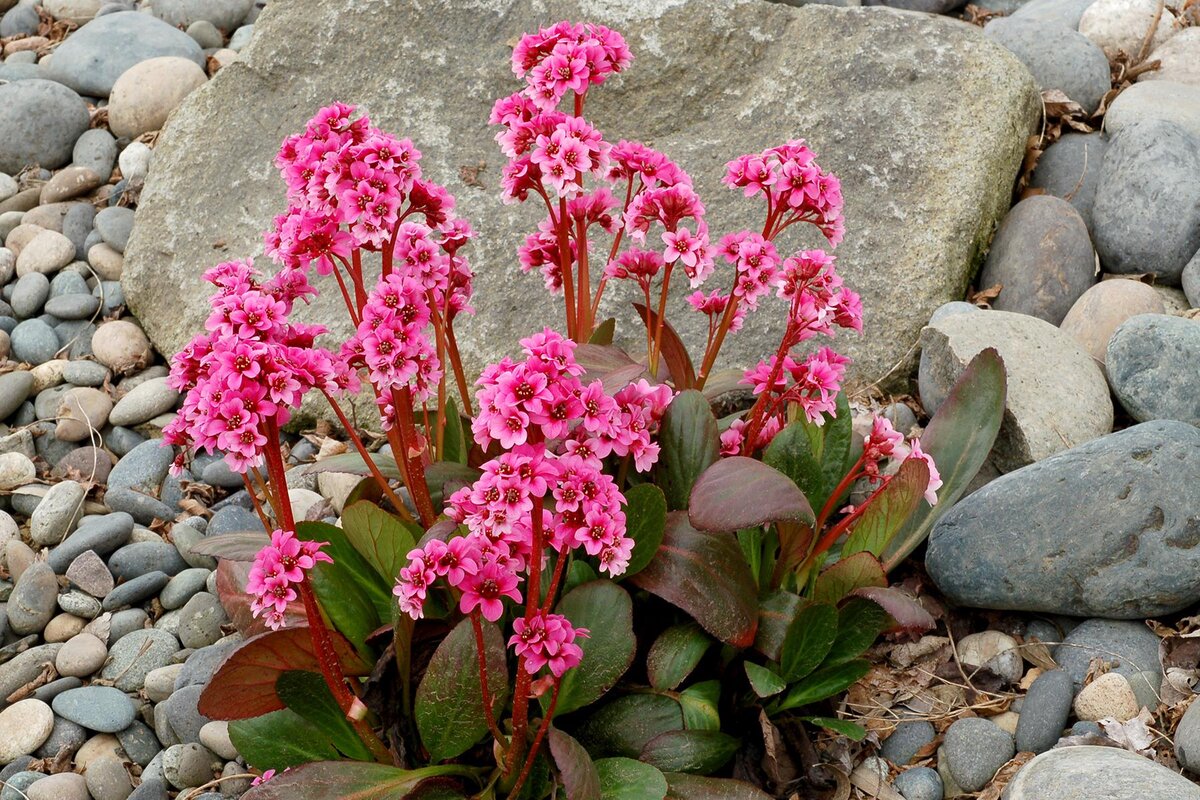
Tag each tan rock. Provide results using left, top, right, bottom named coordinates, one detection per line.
left=40, top=166, right=103, bottom=204
left=1060, top=279, right=1165, bottom=364
left=108, top=56, right=208, bottom=138
left=87, top=242, right=124, bottom=281
left=1075, top=672, right=1140, bottom=722
left=15, top=229, right=75, bottom=276
left=56, top=386, right=115, bottom=442
left=91, top=320, right=152, bottom=375
left=5, top=222, right=44, bottom=257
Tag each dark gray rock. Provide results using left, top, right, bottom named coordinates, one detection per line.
left=108, top=438, right=174, bottom=494
left=1092, top=119, right=1200, bottom=285
left=978, top=195, right=1095, bottom=324
left=178, top=591, right=225, bottom=649
left=33, top=716, right=87, bottom=759
left=927, top=421, right=1200, bottom=618
left=862, top=0, right=964, bottom=11
left=95, top=207, right=135, bottom=254
left=52, top=685, right=137, bottom=732
left=0, top=771, right=45, bottom=800
left=11, top=318, right=62, bottom=364
left=1183, top=249, right=1200, bottom=308
left=160, top=568, right=211, bottom=610
left=108, top=540, right=189, bottom=581
left=0, top=644, right=61, bottom=700
left=894, top=767, right=942, bottom=800
left=45, top=293, right=101, bottom=320
left=1004, top=746, right=1200, bottom=800
left=153, top=0, right=252, bottom=31
left=1054, top=619, right=1162, bottom=690
left=1015, top=670, right=1072, bottom=754
left=1175, top=697, right=1200, bottom=773
left=61, top=203, right=96, bottom=262
left=117, top=719, right=161, bottom=767
left=1009, top=0, right=1098, bottom=28
left=0, top=80, right=90, bottom=174
left=101, top=570, right=170, bottom=611
left=30, top=676, right=83, bottom=704
left=943, top=717, right=1014, bottom=793
left=47, top=512, right=135, bottom=571
left=41, top=12, right=206, bottom=97
left=880, top=720, right=936, bottom=766
left=1106, top=314, right=1200, bottom=426
left=0, top=371, right=34, bottom=420
left=162, top=683, right=209, bottom=744
left=174, top=637, right=240, bottom=690
left=984, top=17, right=1110, bottom=113
left=73, top=129, right=118, bottom=182
left=206, top=504, right=265, bottom=536
left=8, top=562, right=58, bottom=635
left=127, top=779, right=169, bottom=800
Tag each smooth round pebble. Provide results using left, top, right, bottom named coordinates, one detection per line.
left=52, top=685, right=137, bottom=733
left=943, top=717, right=1015, bottom=793
left=0, top=699, right=55, bottom=763
left=55, top=632, right=109, bottom=677
left=92, top=320, right=152, bottom=375
left=1075, top=672, right=1140, bottom=722
left=893, top=767, right=942, bottom=800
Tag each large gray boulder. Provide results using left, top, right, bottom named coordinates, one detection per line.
left=927, top=420, right=1200, bottom=618
left=1003, top=746, right=1200, bottom=800
left=123, top=0, right=1037, bottom=400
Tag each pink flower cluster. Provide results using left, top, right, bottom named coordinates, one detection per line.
left=265, top=103, right=475, bottom=424
left=164, top=260, right=352, bottom=472
left=394, top=329, right=672, bottom=675
left=861, top=416, right=943, bottom=505
left=246, top=528, right=333, bottom=630
left=723, top=140, right=845, bottom=247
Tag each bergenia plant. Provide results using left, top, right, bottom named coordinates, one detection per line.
left=172, top=19, right=1006, bottom=800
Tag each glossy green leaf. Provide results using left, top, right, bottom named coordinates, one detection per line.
left=594, top=758, right=668, bottom=800
left=415, top=617, right=507, bottom=762
left=552, top=581, right=637, bottom=715
left=678, top=681, right=721, bottom=731
left=308, top=559, right=382, bottom=655
left=754, top=590, right=802, bottom=662
left=576, top=695, right=684, bottom=758
left=780, top=602, right=838, bottom=682
left=240, top=761, right=480, bottom=800
left=802, top=716, right=868, bottom=741
left=275, top=671, right=372, bottom=761
left=640, top=730, right=739, bottom=774
left=339, top=501, right=419, bottom=585
left=656, top=390, right=719, bottom=510
left=764, top=424, right=828, bottom=514
left=229, top=709, right=340, bottom=771
left=300, top=520, right=392, bottom=620
left=824, top=598, right=892, bottom=667
left=622, top=483, right=667, bottom=578
left=842, top=458, right=928, bottom=559
left=743, top=662, right=786, bottom=698
left=812, top=551, right=887, bottom=605
left=440, top=397, right=468, bottom=465
left=548, top=728, right=601, bottom=800
left=564, top=559, right=599, bottom=594
left=630, top=512, right=758, bottom=648
left=588, top=317, right=617, bottom=346
left=424, top=462, right=482, bottom=509
left=883, top=348, right=1006, bottom=571
left=664, top=774, right=773, bottom=800
left=817, top=393, right=854, bottom=493
left=688, top=457, right=815, bottom=532
left=647, top=623, right=713, bottom=691
left=775, top=659, right=872, bottom=712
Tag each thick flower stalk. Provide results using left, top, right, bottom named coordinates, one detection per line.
left=394, top=328, right=671, bottom=792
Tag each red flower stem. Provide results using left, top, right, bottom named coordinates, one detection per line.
left=507, top=681, right=561, bottom=799
left=329, top=261, right=362, bottom=327
left=738, top=332, right=792, bottom=455
left=392, top=386, right=437, bottom=528
left=556, top=197, right=576, bottom=339
left=814, top=455, right=866, bottom=532
left=506, top=489, right=545, bottom=776
left=648, top=264, right=673, bottom=380
left=540, top=551, right=569, bottom=615
left=319, top=390, right=413, bottom=523
left=470, top=612, right=506, bottom=746
left=575, top=215, right=592, bottom=340
left=694, top=291, right=742, bottom=390
left=588, top=178, right=636, bottom=321
left=444, top=321, right=474, bottom=417
left=350, top=249, right=368, bottom=311
left=241, top=473, right=272, bottom=531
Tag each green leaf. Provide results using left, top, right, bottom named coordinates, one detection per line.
left=630, top=512, right=758, bottom=648
left=552, top=581, right=637, bottom=715
left=275, top=671, right=372, bottom=761
left=229, top=709, right=340, bottom=770
left=812, top=551, right=887, bottom=605
left=300, top=520, right=392, bottom=620
left=850, top=587, right=936, bottom=633
left=775, top=659, right=871, bottom=712
left=801, top=716, right=868, bottom=741
left=824, top=598, right=892, bottom=667
left=754, top=590, right=802, bottom=662
left=564, top=559, right=599, bottom=594
left=424, top=462, right=482, bottom=509
left=240, top=761, right=481, bottom=800
left=622, top=483, right=667, bottom=578
left=548, top=728, right=601, bottom=800
left=647, top=623, right=713, bottom=691
left=588, top=317, right=616, bottom=346
left=743, top=663, right=786, bottom=699
left=655, top=390, right=719, bottom=510
left=308, top=558, right=382, bottom=655
left=664, top=774, right=773, bottom=800
left=688, top=457, right=815, bottom=532
left=883, top=348, right=1006, bottom=571
left=415, top=617, right=508, bottom=762
left=594, top=758, right=668, bottom=800
left=304, top=451, right=402, bottom=479
left=842, top=458, right=928, bottom=559
left=780, top=602, right=838, bottom=683
left=576, top=695, right=684, bottom=758
left=678, top=681, right=721, bottom=731
left=640, top=730, right=739, bottom=774
left=819, top=393, right=854, bottom=493
left=339, top=501, right=419, bottom=585
left=441, top=397, right=468, bottom=465
left=764, top=424, right=828, bottom=514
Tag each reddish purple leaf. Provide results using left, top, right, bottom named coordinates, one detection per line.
left=689, top=457, right=814, bottom=532
left=198, top=626, right=369, bottom=720
left=812, top=552, right=888, bottom=604
left=241, top=761, right=476, bottom=800
left=631, top=512, right=758, bottom=648
left=850, top=587, right=937, bottom=634
left=549, top=727, right=601, bottom=800
left=189, top=531, right=270, bottom=562
left=634, top=302, right=697, bottom=388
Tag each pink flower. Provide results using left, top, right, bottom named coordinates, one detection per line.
left=662, top=227, right=702, bottom=268
left=245, top=529, right=331, bottom=630
left=459, top=561, right=523, bottom=621
left=906, top=439, right=942, bottom=505
left=509, top=611, right=590, bottom=676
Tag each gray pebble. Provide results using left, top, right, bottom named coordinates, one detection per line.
left=101, top=570, right=170, bottom=611
left=105, top=426, right=145, bottom=457
left=178, top=591, right=225, bottom=649
left=61, top=203, right=96, bottom=262
left=11, top=318, right=61, bottom=364
left=126, top=779, right=168, bottom=800
left=31, top=675, right=84, bottom=703
left=161, top=569, right=212, bottom=610
left=84, top=754, right=133, bottom=800
left=101, top=627, right=180, bottom=691
left=1015, top=669, right=1073, bottom=754
left=0, top=370, right=34, bottom=420
left=34, top=715, right=88, bottom=759
left=894, top=767, right=942, bottom=800
left=163, top=683, right=210, bottom=744
left=8, top=561, right=58, bottom=635
left=73, top=129, right=118, bottom=182
left=943, top=717, right=1014, bottom=793
left=45, top=293, right=101, bottom=320
left=109, top=540, right=188, bottom=581
left=1055, top=619, right=1163, bottom=690
left=881, top=720, right=936, bottom=766
left=162, top=742, right=220, bottom=790
left=47, top=512, right=135, bottom=572
left=0, top=771, right=45, bottom=800
left=117, top=719, right=161, bottom=767
left=58, top=589, right=103, bottom=619
left=53, top=685, right=137, bottom=733
left=94, top=207, right=135, bottom=255
left=64, top=360, right=111, bottom=387
left=12, top=272, right=51, bottom=319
